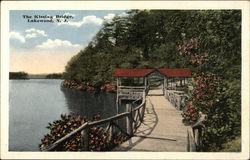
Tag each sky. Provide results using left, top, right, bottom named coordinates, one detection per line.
left=9, top=10, right=125, bottom=74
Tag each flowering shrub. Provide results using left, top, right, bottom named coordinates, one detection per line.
left=178, top=40, right=208, bottom=124
left=190, top=53, right=208, bottom=66
left=62, top=80, right=89, bottom=91
left=100, top=83, right=117, bottom=92
left=39, top=114, right=86, bottom=151
left=88, top=126, right=110, bottom=151
left=182, top=105, right=199, bottom=125
left=178, top=39, right=209, bottom=66
left=178, top=39, right=198, bottom=56
left=182, top=72, right=220, bottom=125
left=39, top=114, right=128, bottom=151
left=62, top=80, right=116, bottom=92
left=178, top=39, right=241, bottom=151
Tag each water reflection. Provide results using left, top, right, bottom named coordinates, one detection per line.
left=60, top=88, right=117, bottom=119
left=9, top=80, right=118, bottom=151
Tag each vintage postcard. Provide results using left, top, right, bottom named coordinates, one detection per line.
left=1, top=1, right=249, bottom=159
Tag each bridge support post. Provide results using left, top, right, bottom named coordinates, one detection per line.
left=108, top=122, right=113, bottom=142
left=81, top=128, right=89, bottom=151
left=115, top=98, right=121, bottom=134
left=116, top=97, right=121, bottom=114
left=126, top=103, right=133, bottom=137
left=141, top=103, right=146, bottom=122
left=163, top=77, right=166, bottom=96
left=194, top=129, right=199, bottom=147
left=144, top=77, right=147, bottom=89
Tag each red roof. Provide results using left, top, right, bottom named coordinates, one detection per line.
left=114, top=68, right=154, bottom=77
left=114, top=68, right=191, bottom=77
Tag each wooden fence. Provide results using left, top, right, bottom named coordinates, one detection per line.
left=187, top=115, right=206, bottom=151
left=164, top=90, right=188, bottom=110
left=117, top=86, right=149, bottom=100
left=43, top=91, right=147, bottom=151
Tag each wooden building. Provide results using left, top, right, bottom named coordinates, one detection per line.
left=115, top=68, right=191, bottom=92
left=114, top=68, right=192, bottom=112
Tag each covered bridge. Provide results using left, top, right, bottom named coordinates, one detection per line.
left=114, top=68, right=192, bottom=100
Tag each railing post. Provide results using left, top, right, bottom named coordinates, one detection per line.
left=187, top=127, right=196, bottom=152
left=126, top=103, right=133, bottom=136
left=141, top=103, right=145, bottom=122
left=81, top=128, right=89, bottom=151
left=194, top=128, right=199, bottom=148
left=108, top=122, right=113, bottom=142
left=116, top=95, right=119, bottom=114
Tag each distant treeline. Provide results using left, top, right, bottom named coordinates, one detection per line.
left=9, top=72, right=63, bottom=79
left=46, top=73, right=63, bottom=79
left=9, top=72, right=28, bottom=79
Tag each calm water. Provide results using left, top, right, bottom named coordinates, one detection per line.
left=9, top=79, right=116, bottom=151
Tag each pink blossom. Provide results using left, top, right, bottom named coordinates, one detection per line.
left=188, top=45, right=193, bottom=49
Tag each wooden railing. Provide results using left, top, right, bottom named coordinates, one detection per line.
left=164, top=90, right=188, bottom=110
left=43, top=91, right=147, bottom=151
left=187, top=114, right=206, bottom=152
left=117, top=86, right=149, bottom=100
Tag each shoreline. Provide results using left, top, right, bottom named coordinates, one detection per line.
left=61, top=79, right=116, bottom=92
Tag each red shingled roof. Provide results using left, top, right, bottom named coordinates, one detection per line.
left=114, top=68, right=154, bottom=77
left=114, top=68, right=191, bottom=77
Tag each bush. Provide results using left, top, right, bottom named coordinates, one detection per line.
left=61, top=80, right=116, bottom=92
left=219, top=136, right=241, bottom=152
left=39, top=114, right=128, bottom=151
left=178, top=40, right=241, bottom=151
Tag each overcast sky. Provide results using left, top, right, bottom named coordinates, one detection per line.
left=9, top=10, right=125, bottom=74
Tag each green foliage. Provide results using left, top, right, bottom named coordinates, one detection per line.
left=62, top=80, right=116, bottom=92
left=219, top=136, right=241, bottom=152
left=200, top=77, right=237, bottom=151
left=9, top=72, right=28, bottom=79
left=61, top=9, right=241, bottom=152
left=178, top=39, right=241, bottom=151
left=46, top=73, right=62, bottom=79
left=40, top=114, right=128, bottom=151
left=63, top=10, right=240, bottom=88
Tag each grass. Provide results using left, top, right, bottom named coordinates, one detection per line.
left=219, top=136, right=241, bottom=152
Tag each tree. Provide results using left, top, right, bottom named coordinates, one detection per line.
left=62, top=10, right=241, bottom=151
left=63, top=9, right=241, bottom=92
left=9, top=72, right=28, bottom=79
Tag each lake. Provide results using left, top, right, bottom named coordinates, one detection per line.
left=9, top=79, right=117, bottom=151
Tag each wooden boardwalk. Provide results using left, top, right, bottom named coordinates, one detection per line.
left=114, top=89, right=188, bottom=152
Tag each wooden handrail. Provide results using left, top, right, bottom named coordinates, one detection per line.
left=45, top=123, right=89, bottom=151
left=44, top=92, right=147, bottom=151
left=132, top=98, right=145, bottom=112
left=118, top=86, right=146, bottom=89
left=88, top=112, right=130, bottom=127
left=187, top=115, right=206, bottom=152
left=164, top=89, right=188, bottom=110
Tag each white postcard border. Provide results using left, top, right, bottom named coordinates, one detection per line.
left=1, top=1, right=249, bottom=159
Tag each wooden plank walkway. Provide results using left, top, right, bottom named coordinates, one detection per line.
left=114, top=89, right=188, bottom=152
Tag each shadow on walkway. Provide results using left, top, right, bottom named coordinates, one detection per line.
left=114, top=97, right=159, bottom=151
left=113, top=91, right=188, bottom=151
